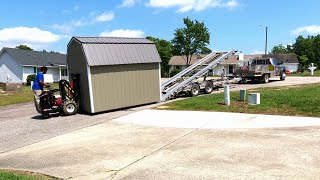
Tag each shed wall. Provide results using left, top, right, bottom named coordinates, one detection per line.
left=90, top=63, right=160, bottom=112
left=67, top=41, right=92, bottom=113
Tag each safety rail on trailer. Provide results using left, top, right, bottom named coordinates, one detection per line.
left=161, top=50, right=237, bottom=101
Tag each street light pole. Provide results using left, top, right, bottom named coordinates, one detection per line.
left=265, top=26, right=268, bottom=58
left=260, top=25, right=268, bottom=58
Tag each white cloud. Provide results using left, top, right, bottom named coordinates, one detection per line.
left=250, top=50, right=265, bottom=55
left=120, top=0, right=139, bottom=7
left=51, top=20, right=88, bottom=34
left=146, top=0, right=239, bottom=12
left=95, top=11, right=114, bottom=22
left=291, top=25, right=320, bottom=35
left=100, top=29, right=145, bottom=38
left=0, top=27, right=61, bottom=49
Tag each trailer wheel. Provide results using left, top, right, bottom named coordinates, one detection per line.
left=63, top=100, right=78, bottom=116
left=42, top=112, right=49, bottom=119
left=204, top=81, right=213, bottom=94
left=280, top=71, right=286, bottom=81
left=190, top=83, right=200, bottom=97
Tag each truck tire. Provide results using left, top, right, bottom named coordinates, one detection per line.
left=280, top=71, right=286, bottom=81
left=190, top=83, right=200, bottom=97
left=262, top=74, right=269, bottom=83
left=204, top=81, right=213, bottom=94
left=62, top=100, right=78, bottom=116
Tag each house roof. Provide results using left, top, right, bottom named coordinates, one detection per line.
left=269, top=53, right=299, bottom=63
left=0, top=47, right=66, bottom=66
left=69, top=37, right=161, bottom=66
left=169, top=53, right=299, bottom=65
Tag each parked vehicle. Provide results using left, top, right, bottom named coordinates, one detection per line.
left=234, top=58, right=286, bottom=83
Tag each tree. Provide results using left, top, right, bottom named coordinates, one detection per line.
left=172, top=17, right=210, bottom=65
left=200, top=47, right=212, bottom=54
left=16, top=44, right=33, bottom=50
left=146, top=36, right=173, bottom=77
left=271, top=44, right=288, bottom=54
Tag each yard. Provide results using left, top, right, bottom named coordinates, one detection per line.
left=159, top=83, right=320, bottom=117
left=0, top=169, right=57, bottom=180
left=0, top=84, right=59, bottom=107
left=288, top=70, right=320, bottom=76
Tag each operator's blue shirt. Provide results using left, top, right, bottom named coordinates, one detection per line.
left=32, top=72, right=44, bottom=91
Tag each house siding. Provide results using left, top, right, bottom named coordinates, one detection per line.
left=0, top=52, right=23, bottom=83
left=67, top=40, right=92, bottom=113
left=90, top=63, right=160, bottom=113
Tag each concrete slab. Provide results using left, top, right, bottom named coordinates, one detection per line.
left=114, top=110, right=320, bottom=129
left=0, top=121, right=192, bottom=179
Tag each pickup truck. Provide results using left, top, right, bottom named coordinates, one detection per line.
left=234, top=58, right=286, bottom=83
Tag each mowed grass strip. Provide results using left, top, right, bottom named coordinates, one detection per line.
left=0, top=169, right=58, bottom=180
left=288, top=70, right=320, bottom=76
left=161, top=83, right=320, bottom=117
left=0, top=83, right=59, bottom=107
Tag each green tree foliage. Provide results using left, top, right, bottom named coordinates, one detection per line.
left=200, top=47, right=212, bottom=54
left=271, top=44, right=289, bottom=54
left=271, top=34, right=320, bottom=68
left=146, top=36, right=173, bottom=77
left=172, top=17, right=210, bottom=65
left=15, top=44, right=33, bottom=50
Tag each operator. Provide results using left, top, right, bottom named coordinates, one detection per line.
left=32, top=66, right=50, bottom=113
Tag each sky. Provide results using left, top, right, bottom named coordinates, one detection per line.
left=0, top=0, right=320, bottom=55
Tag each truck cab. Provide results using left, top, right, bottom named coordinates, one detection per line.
left=235, top=58, right=286, bottom=83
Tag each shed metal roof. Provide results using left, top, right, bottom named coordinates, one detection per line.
left=74, top=37, right=154, bottom=44
left=70, top=37, right=161, bottom=66
left=0, top=47, right=66, bottom=66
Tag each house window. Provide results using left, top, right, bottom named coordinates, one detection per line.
left=175, top=66, right=181, bottom=70
left=61, top=69, right=68, bottom=76
left=33, top=67, right=41, bottom=73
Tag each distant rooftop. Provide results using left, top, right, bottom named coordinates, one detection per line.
left=0, top=47, right=66, bottom=66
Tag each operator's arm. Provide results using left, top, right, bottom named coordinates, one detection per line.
left=39, top=80, right=50, bottom=87
left=38, top=73, right=50, bottom=87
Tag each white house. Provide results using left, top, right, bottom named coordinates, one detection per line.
left=0, top=48, right=68, bottom=83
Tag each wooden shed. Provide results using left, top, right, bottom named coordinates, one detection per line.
left=67, top=37, right=161, bottom=114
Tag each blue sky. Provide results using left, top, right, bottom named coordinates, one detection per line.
left=0, top=0, right=319, bottom=54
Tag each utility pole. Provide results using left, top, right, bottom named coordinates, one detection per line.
left=260, top=25, right=268, bottom=58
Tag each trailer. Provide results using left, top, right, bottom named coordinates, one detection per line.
left=161, top=50, right=237, bottom=101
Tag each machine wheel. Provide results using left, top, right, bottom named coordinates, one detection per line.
left=42, top=112, right=49, bottom=119
left=280, top=71, right=286, bottom=81
left=190, top=83, right=200, bottom=97
left=262, top=74, right=269, bottom=83
left=204, top=81, right=213, bottom=94
left=62, top=100, right=78, bottom=116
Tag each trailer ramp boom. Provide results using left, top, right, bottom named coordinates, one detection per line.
left=161, top=50, right=237, bottom=101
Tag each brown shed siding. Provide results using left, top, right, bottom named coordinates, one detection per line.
left=90, top=63, right=160, bottom=113
left=66, top=40, right=92, bottom=113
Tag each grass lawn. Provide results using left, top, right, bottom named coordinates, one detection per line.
left=288, top=70, right=320, bottom=76
left=0, top=169, right=57, bottom=180
left=160, top=83, right=320, bottom=117
left=0, top=83, right=59, bottom=107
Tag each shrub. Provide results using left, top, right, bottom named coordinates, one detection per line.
left=170, top=69, right=181, bottom=77
left=26, top=74, right=36, bottom=86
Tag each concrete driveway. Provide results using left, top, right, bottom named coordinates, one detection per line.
left=1, top=109, right=320, bottom=179
left=0, top=76, right=320, bottom=179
